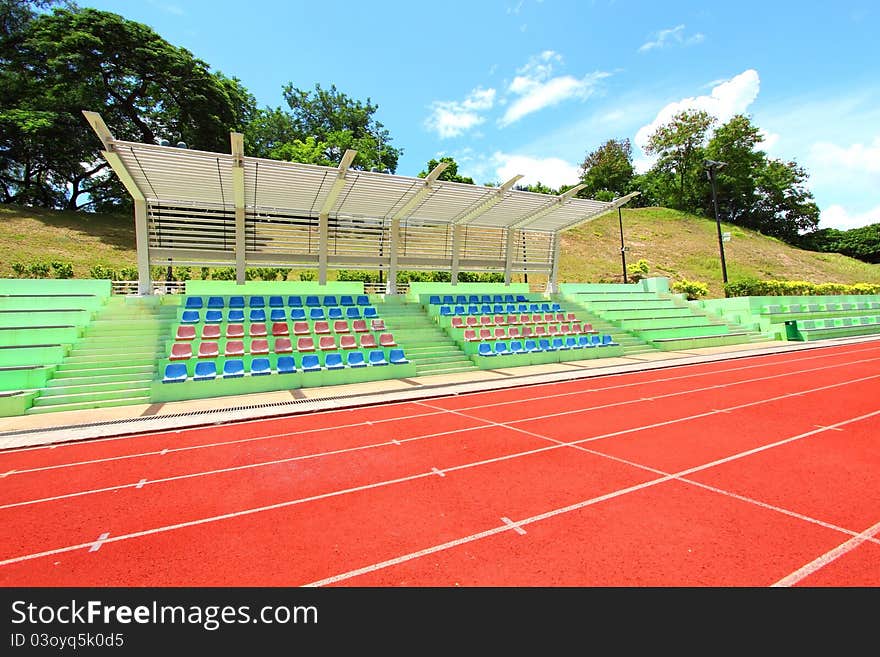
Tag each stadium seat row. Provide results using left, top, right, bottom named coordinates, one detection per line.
left=439, top=303, right=561, bottom=316
left=451, top=313, right=578, bottom=328
left=170, top=333, right=397, bottom=359
left=180, top=306, right=378, bottom=323
left=163, top=349, right=410, bottom=382
left=428, top=294, right=529, bottom=305
left=477, top=335, right=617, bottom=356
left=463, top=324, right=597, bottom=341
left=175, top=320, right=386, bottom=340
left=184, top=294, right=371, bottom=309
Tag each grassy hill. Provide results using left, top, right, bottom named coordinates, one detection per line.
left=1, top=203, right=877, bottom=298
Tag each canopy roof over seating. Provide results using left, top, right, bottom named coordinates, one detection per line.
left=83, top=110, right=638, bottom=294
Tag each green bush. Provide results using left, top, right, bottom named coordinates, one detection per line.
left=724, top=278, right=880, bottom=298
left=50, top=261, right=74, bottom=279
left=671, top=279, right=709, bottom=300
left=298, top=270, right=316, bottom=281
left=11, top=262, right=28, bottom=277
left=28, top=262, right=50, bottom=278
left=626, top=259, right=650, bottom=283
left=89, top=264, right=117, bottom=280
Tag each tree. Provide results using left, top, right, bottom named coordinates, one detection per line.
left=417, top=156, right=474, bottom=184
left=578, top=138, right=634, bottom=201
left=516, top=181, right=556, bottom=195
left=1, top=6, right=256, bottom=210
left=751, top=158, right=819, bottom=241
left=643, top=109, right=715, bottom=212
left=702, top=114, right=764, bottom=225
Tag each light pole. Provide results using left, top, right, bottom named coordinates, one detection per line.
left=618, top=206, right=627, bottom=283
left=705, top=159, right=728, bottom=284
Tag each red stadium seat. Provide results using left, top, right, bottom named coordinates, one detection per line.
left=297, top=337, right=316, bottom=352
left=359, top=333, right=377, bottom=348
left=226, top=323, right=244, bottom=338
left=274, top=337, right=293, bottom=354
left=463, top=329, right=478, bottom=342
left=292, top=321, right=310, bottom=335
left=370, top=319, right=385, bottom=331
left=198, top=341, right=219, bottom=358
left=333, top=320, right=349, bottom=334
left=201, top=324, right=221, bottom=340
left=249, top=323, right=267, bottom=337
left=250, top=339, right=270, bottom=355
left=271, top=322, right=289, bottom=336
left=352, top=319, right=368, bottom=332
left=451, top=317, right=464, bottom=329
left=378, top=332, right=397, bottom=347
left=465, top=316, right=478, bottom=327
left=479, top=328, right=493, bottom=341
left=313, top=321, right=330, bottom=335
left=224, top=340, right=245, bottom=357
left=175, top=325, right=196, bottom=341
left=318, top=335, right=337, bottom=351
left=170, top=342, right=192, bottom=360
left=339, top=334, right=357, bottom=349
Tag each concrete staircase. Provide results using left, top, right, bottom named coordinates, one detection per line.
left=372, top=295, right=478, bottom=376
left=26, top=296, right=177, bottom=414
left=549, top=295, right=656, bottom=355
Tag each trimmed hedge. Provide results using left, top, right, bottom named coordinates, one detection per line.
left=724, top=278, right=880, bottom=298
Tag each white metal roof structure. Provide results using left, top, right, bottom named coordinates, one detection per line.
left=84, top=110, right=638, bottom=294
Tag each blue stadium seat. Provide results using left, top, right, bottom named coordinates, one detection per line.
left=185, top=297, right=203, bottom=309
left=309, top=308, right=325, bottom=320
left=454, top=305, right=466, bottom=315
left=516, top=295, right=528, bottom=302
left=207, top=296, right=225, bottom=309
left=180, top=310, right=200, bottom=324
left=229, top=296, right=245, bottom=308
left=368, top=349, right=388, bottom=366
left=524, top=339, right=540, bottom=353
left=428, top=295, right=441, bottom=305
left=340, top=295, right=355, bottom=306
left=228, top=309, right=245, bottom=322
left=506, top=304, right=517, bottom=313
left=504, top=294, right=515, bottom=303
left=468, top=304, right=479, bottom=314
left=305, top=295, right=320, bottom=307
left=290, top=308, right=306, bottom=320
left=277, top=356, right=296, bottom=374
left=356, top=295, right=370, bottom=306
left=439, top=306, right=452, bottom=316
left=552, top=337, right=568, bottom=351
left=590, top=334, right=602, bottom=347
left=363, top=307, right=378, bottom=318
left=345, top=307, right=361, bottom=319
left=517, top=304, right=528, bottom=312
left=323, top=295, right=338, bottom=307
left=494, top=342, right=510, bottom=355
left=270, top=308, right=287, bottom=322
left=389, top=348, right=409, bottom=364
left=468, top=295, right=480, bottom=304
left=578, top=336, right=594, bottom=348
left=455, top=295, right=467, bottom=304
left=287, top=295, right=303, bottom=307
left=509, top=340, right=526, bottom=354
left=478, top=343, right=495, bottom=357
left=249, top=309, right=266, bottom=322
left=565, top=336, right=581, bottom=350
left=442, top=295, right=454, bottom=305
left=529, top=303, right=540, bottom=312
left=492, top=295, right=503, bottom=303
left=162, top=362, right=188, bottom=383
left=301, top=354, right=321, bottom=372
left=193, top=361, right=217, bottom=381
left=480, top=304, right=492, bottom=314
left=550, top=303, right=561, bottom=311
left=346, top=351, right=367, bottom=368
left=325, top=352, right=344, bottom=370
left=250, top=357, right=272, bottom=376
left=601, top=334, right=619, bottom=346
left=480, top=295, right=491, bottom=303
left=327, top=307, right=343, bottom=319
left=204, top=310, right=223, bottom=324
left=269, top=296, right=284, bottom=308
left=538, top=338, right=556, bottom=351
left=223, top=359, right=245, bottom=378
left=249, top=296, right=265, bottom=308
left=540, top=303, right=551, bottom=312
left=493, top=304, right=504, bottom=313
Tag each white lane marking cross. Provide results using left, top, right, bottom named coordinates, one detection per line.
left=136, top=479, right=147, bottom=489
left=431, top=467, right=445, bottom=477
left=89, top=532, right=110, bottom=553
left=501, top=517, right=527, bottom=535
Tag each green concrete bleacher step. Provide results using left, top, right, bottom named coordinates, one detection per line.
left=48, top=370, right=155, bottom=386
left=30, top=386, right=152, bottom=407
left=25, top=395, right=151, bottom=415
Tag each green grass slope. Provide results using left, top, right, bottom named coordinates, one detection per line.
left=1, top=203, right=877, bottom=298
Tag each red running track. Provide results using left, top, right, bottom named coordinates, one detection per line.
left=1, top=340, right=879, bottom=587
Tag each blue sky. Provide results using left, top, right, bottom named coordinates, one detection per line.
left=80, top=0, right=879, bottom=230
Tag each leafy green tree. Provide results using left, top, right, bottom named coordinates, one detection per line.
left=516, top=181, right=556, bottom=195
left=417, top=156, right=474, bottom=184
left=643, top=109, right=716, bottom=212
left=1, top=6, right=256, bottom=210
left=578, top=138, right=634, bottom=200
left=702, top=114, right=765, bottom=224
left=751, top=158, right=819, bottom=240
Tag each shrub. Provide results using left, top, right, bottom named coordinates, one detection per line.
left=671, top=279, right=709, bottom=300
left=11, top=262, right=27, bottom=277
left=298, top=270, right=316, bottom=281
left=724, top=278, right=880, bottom=297
left=626, top=258, right=650, bottom=283
left=50, top=261, right=74, bottom=279
left=28, top=262, right=50, bottom=278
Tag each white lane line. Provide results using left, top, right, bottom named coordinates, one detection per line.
left=391, top=440, right=401, bottom=446
left=135, top=479, right=146, bottom=489
left=89, top=532, right=109, bottom=553
left=0, top=424, right=490, bottom=510
left=501, top=517, right=526, bottom=535
left=0, top=470, right=15, bottom=478
left=160, top=449, right=168, bottom=455
left=306, top=409, right=880, bottom=587
left=772, top=519, right=880, bottom=587
left=431, top=468, right=445, bottom=478
left=4, top=402, right=879, bottom=572
left=814, top=425, right=844, bottom=432
left=4, top=344, right=875, bottom=471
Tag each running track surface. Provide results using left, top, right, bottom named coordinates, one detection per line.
left=1, top=340, right=879, bottom=587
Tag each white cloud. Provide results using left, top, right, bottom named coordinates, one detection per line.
left=638, top=24, right=704, bottom=53
left=499, top=51, right=610, bottom=127
left=424, top=87, right=496, bottom=139
left=758, top=129, right=780, bottom=152
left=634, top=69, right=761, bottom=150
left=810, top=137, right=880, bottom=174
left=492, top=152, right=581, bottom=190
left=819, top=204, right=880, bottom=230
